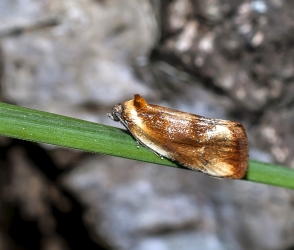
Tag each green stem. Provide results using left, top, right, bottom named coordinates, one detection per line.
left=0, top=102, right=293, bottom=189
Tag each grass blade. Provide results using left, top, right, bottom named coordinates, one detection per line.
left=0, top=102, right=293, bottom=189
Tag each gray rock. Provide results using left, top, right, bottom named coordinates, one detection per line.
left=1, top=0, right=158, bottom=121
left=63, top=155, right=294, bottom=250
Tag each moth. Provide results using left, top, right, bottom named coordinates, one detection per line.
left=108, top=94, right=248, bottom=179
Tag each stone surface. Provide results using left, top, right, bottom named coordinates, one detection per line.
left=159, top=0, right=294, bottom=112
left=63, top=155, right=294, bottom=250
left=1, top=0, right=158, bottom=122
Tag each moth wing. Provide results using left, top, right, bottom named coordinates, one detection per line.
left=160, top=122, right=248, bottom=178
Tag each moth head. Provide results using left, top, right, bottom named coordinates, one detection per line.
left=107, top=104, right=123, bottom=122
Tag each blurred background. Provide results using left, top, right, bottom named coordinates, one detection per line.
left=1, top=0, right=294, bottom=249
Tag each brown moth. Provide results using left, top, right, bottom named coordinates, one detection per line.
left=108, top=94, right=248, bottom=179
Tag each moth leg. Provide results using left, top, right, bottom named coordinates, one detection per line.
left=134, top=137, right=164, bottom=159
left=114, top=115, right=141, bottom=149
left=116, top=116, right=165, bottom=160
left=150, top=149, right=164, bottom=159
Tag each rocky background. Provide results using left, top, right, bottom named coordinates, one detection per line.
left=1, top=0, right=294, bottom=249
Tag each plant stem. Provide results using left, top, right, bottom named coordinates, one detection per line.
left=0, top=102, right=293, bottom=189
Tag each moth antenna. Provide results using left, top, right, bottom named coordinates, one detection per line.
left=134, top=94, right=147, bottom=109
